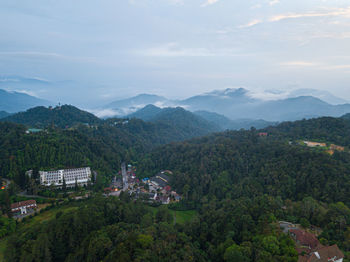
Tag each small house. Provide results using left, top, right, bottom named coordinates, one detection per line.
left=11, top=200, right=37, bottom=215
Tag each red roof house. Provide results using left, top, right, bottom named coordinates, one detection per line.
left=11, top=200, right=37, bottom=215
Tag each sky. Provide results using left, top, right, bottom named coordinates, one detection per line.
left=1, top=0, right=350, bottom=107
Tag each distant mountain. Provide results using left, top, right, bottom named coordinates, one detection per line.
left=101, top=88, right=350, bottom=122
left=104, top=94, right=172, bottom=116
left=194, top=110, right=276, bottom=130
left=0, top=89, right=52, bottom=113
left=0, top=111, right=11, bottom=119
left=180, top=88, right=255, bottom=113
left=289, top=88, right=348, bottom=105
left=128, top=104, right=162, bottom=121
left=245, top=96, right=350, bottom=121
left=1, top=105, right=102, bottom=128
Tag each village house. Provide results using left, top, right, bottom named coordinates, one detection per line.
left=289, top=229, right=322, bottom=252
left=11, top=200, right=37, bottom=215
left=287, top=228, right=344, bottom=262
left=299, top=245, right=344, bottom=262
left=258, top=132, right=268, bottom=137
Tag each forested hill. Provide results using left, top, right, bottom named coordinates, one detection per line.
left=0, top=113, right=220, bottom=187
left=129, top=105, right=220, bottom=135
left=263, top=116, right=350, bottom=146
left=0, top=111, right=11, bottom=119
left=342, top=113, right=350, bottom=121
left=0, top=105, right=102, bottom=128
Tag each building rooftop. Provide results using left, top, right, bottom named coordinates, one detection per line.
left=300, top=245, right=344, bottom=262
left=289, top=229, right=320, bottom=250
left=11, top=200, right=37, bottom=209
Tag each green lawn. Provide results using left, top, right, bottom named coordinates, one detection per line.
left=171, top=210, right=197, bottom=224
left=21, top=205, right=79, bottom=229
left=148, top=206, right=197, bottom=225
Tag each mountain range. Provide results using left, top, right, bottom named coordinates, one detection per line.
left=0, top=88, right=52, bottom=113
left=128, top=104, right=275, bottom=131
left=1, top=85, right=350, bottom=123
left=99, top=88, right=350, bottom=122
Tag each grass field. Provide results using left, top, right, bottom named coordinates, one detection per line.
left=171, top=210, right=197, bottom=224
left=148, top=206, right=197, bottom=225
left=21, top=205, right=79, bottom=230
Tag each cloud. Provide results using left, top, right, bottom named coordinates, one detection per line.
left=0, top=51, right=98, bottom=63
left=280, top=61, right=320, bottom=67
left=201, top=0, right=219, bottom=7
left=134, top=43, right=246, bottom=57
left=238, top=19, right=262, bottom=28
left=238, top=7, right=350, bottom=29
left=251, top=4, right=262, bottom=9
left=269, top=0, right=280, bottom=6
left=269, top=7, right=350, bottom=22
left=247, top=89, right=289, bottom=101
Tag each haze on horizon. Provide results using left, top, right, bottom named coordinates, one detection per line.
left=1, top=0, right=350, bottom=107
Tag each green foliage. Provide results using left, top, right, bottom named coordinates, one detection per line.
left=0, top=217, right=16, bottom=238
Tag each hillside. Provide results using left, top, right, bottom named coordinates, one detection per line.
left=128, top=104, right=162, bottom=121
left=342, top=113, right=350, bottom=121
left=0, top=111, right=11, bottom=119
left=194, top=110, right=276, bottom=130
left=263, top=116, right=350, bottom=146
left=3, top=115, right=350, bottom=261
left=1, top=105, right=102, bottom=128
left=129, top=105, right=220, bottom=135
left=0, top=89, right=51, bottom=113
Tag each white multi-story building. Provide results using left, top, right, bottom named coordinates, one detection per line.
left=39, top=167, right=91, bottom=187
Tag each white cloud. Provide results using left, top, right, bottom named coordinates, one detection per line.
left=248, top=89, right=289, bottom=101
left=134, top=43, right=245, bottom=57
left=0, top=51, right=98, bottom=63
left=238, top=19, right=262, bottom=28
left=269, top=0, right=280, bottom=6
left=251, top=4, right=262, bottom=9
left=280, top=61, right=320, bottom=67
left=269, top=7, right=350, bottom=22
left=201, top=0, right=219, bottom=7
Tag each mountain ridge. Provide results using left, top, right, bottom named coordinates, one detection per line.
left=101, top=88, right=350, bottom=121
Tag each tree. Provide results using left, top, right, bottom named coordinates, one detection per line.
left=224, top=244, right=250, bottom=262
left=62, top=177, right=67, bottom=192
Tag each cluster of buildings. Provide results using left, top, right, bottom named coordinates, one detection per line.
left=104, top=164, right=181, bottom=204
left=39, top=167, right=92, bottom=188
left=279, top=221, right=344, bottom=262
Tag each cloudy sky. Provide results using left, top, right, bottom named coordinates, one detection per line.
left=1, top=0, right=350, bottom=106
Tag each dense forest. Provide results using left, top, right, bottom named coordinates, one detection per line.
left=0, top=105, right=220, bottom=188
left=1, top=107, right=350, bottom=261
left=0, top=105, right=102, bottom=128
left=4, top=196, right=299, bottom=262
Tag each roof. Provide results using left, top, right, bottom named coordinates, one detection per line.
left=289, top=229, right=320, bottom=249
left=27, top=128, right=42, bottom=133
left=301, top=245, right=344, bottom=262
left=156, top=173, right=170, bottom=182
left=11, top=200, right=37, bottom=209
left=150, top=177, right=168, bottom=187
